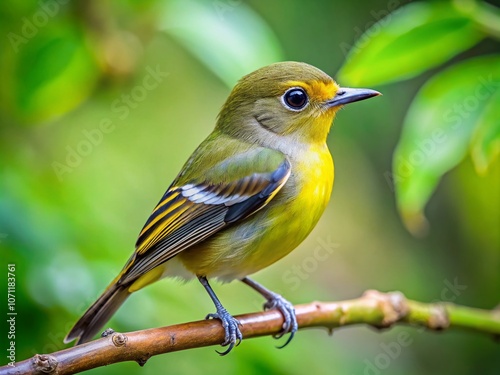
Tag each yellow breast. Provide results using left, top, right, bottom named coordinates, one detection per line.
left=179, top=144, right=334, bottom=281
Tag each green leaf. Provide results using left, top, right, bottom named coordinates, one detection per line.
left=338, top=2, right=484, bottom=86
left=158, top=0, right=283, bottom=88
left=470, top=89, right=500, bottom=174
left=14, top=24, right=99, bottom=124
left=392, top=55, right=500, bottom=235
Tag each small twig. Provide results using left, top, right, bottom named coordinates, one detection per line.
left=2, top=290, right=499, bottom=375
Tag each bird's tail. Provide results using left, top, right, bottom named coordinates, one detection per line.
left=64, top=281, right=130, bottom=345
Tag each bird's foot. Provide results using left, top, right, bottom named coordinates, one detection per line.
left=263, top=294, right=298, bottom=348
left=206, top=307, right=242, bottom=355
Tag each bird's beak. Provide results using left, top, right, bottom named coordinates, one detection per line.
left=326, top=87, right=381, bottom=107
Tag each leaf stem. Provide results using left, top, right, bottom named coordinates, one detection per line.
left=453, top=0, right=500, bottom=40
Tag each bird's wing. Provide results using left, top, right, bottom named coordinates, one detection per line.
left=118, top=146, right=291, bottom=285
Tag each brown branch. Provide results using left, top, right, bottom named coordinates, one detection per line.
left=2, top=290, right=499, bottom=375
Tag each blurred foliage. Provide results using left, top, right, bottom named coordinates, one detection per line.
left=338, top=0, right=500, bottom=235
left=1, top=0, right=499, bottom=375
left=159, top=0, right=283, bottom=87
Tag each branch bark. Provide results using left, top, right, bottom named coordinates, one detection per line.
left=2, top=290, right=499, bottom=375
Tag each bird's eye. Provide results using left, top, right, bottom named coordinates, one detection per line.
left=282, top=88, right=308, bottom=111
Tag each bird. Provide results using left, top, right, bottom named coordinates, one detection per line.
left=64, top=61, right=380, bottom=354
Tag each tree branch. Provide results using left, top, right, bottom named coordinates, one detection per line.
left=2, top=290, right=499, bottom=375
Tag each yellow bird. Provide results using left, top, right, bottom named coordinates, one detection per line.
left=65, top=61, right=380, bottom=354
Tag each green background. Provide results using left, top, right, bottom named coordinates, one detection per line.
left=1, top=0, right=499, bottom=374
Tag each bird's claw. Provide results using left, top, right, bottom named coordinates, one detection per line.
left=263, top=294, right=298, bottom=348
left=206, top=308, right=242, bottom=355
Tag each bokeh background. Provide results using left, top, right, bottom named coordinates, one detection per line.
left=1, top=0, right=499, bottom=374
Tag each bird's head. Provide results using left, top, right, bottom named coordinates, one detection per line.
left=217, top=61, right=380, bottom=145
